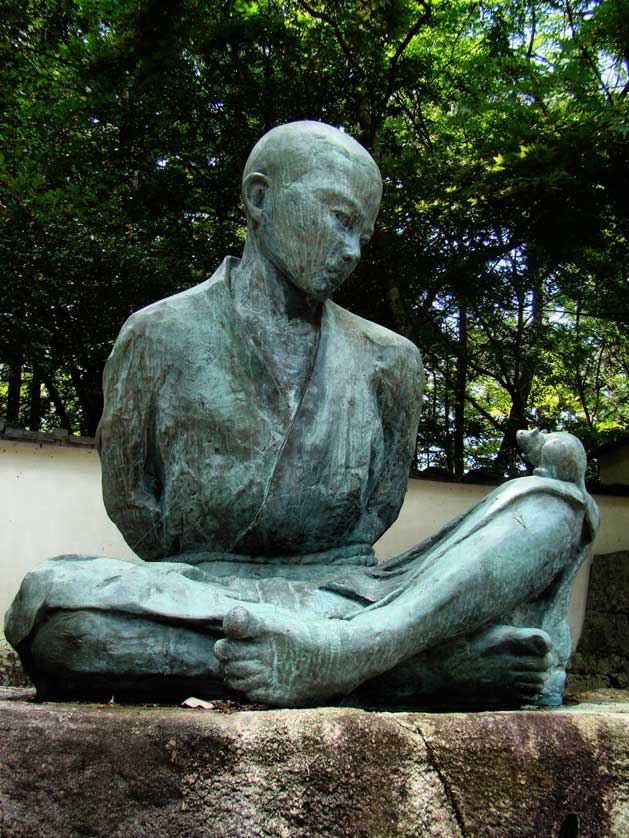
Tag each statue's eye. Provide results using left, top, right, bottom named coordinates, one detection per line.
left=334, top=210, right=352, bottom=229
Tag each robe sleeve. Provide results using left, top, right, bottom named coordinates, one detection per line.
left=96, top=312, right=165, bottom=560
left=366, top=340, right=424, bottom=539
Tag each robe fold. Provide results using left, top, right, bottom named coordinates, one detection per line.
left=5, top=474, right=596, bottom=674
left=4, top=257, right=598, bottom=707
left=97, top=257, right=424, bottom=563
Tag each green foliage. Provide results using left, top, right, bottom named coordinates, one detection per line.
left=1, top=0, right=627, bottom=474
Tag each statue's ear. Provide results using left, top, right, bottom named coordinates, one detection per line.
left=243, top=172, right=271, bottom=223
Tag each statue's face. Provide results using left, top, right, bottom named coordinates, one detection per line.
left=258, top=150, right=381, bottom=301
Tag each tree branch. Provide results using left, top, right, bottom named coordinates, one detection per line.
left=382, top=2, right=432, bottom=105
left=526, top=0, right=536, bottom=60
left=564, top=0, right=613, bottom=104
left=394, top=91, right=433, bottom=152
left=298, top=0, right=366, bottom=80
left=466, top=394, right=507, bottom=434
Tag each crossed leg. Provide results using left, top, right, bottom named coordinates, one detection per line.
left=352, top=625, right=554, bottom=709
left=28, top=610, right=227, bottom=702
left=28, top=608, right=552, bottom=708
left=22, top=490, right=586, bottom=708
left=214, top=492, right=585, bottom=707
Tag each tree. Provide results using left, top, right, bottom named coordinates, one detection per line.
left=1, top=0, right=627, bottom=474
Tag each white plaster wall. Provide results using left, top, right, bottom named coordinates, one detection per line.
left=2, top=439, right=628, bottom=650
left=374, top=478, right=629, bottom=647
left=0, top=440, right=137, bottom=631
left=374, top=478, right=629, bottom=560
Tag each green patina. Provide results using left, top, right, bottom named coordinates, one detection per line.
left=5, top=123, right=599, bottom=710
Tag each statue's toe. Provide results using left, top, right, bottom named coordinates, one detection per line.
left=214, top=611, right=276, bottom=701
left=222, top=606, right=264, bottom=640
left=220, top=660, right=264, bottom=680
left=513, top=671, right=546, bottom=690
left=518, top=628, right=552, bottom=657
left=222, top=667, right=267, bottom=698
left=509, top=657, right=551, bottom=704
left=213, top=638, right=233, bottom=662
left=478, top=625, right=552, bottom=659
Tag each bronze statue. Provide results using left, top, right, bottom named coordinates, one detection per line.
left=5, top=122, right=598, bottom=708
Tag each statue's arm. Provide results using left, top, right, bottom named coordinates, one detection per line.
left=369, top=343, right=424, bottom=529
left=96, top=316, right=165, bottom=560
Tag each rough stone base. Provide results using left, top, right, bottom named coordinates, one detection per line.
left=1, top=689, right=628, bottom=838
left=0, top=641, right=30, bottom=688
left=569, top=551, right=629, bottom=691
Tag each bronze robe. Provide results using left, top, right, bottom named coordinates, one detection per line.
left=97, top=257, right=424, bottom=564
left=4, top=261, right=598, bottom=711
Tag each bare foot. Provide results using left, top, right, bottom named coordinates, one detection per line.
left=467, top=625, right=554, bottom=705
left=213, top=606, right=369, bottom=707
left=356, top=625, right=554, bottom=709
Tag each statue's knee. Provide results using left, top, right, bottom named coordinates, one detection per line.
left=30, top=611, right=103, bottom=673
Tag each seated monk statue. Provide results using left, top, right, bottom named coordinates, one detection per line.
left=5, top=121, right=599, bottom=709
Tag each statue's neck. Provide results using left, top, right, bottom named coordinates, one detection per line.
left=231, top=238, right=321, bottom=332
left=230, top=238, right=321, bottom=408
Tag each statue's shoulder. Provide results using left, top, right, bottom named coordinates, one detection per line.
left=116, top=260, right=230, bottom=347
left=327, top=301, right=422, bottom=370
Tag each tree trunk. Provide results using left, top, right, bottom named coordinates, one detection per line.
left=494, top=252, right=545, bottom=475
left=453, top=304, right=467, bottom=478
left=71, top=365, right=104, bottom=437
left=37, top=367, right=74, bottom=434
left=28, top=371, right=41, bottom=432
left=443, top=360, right=453, bottom=477
left=6, top=356, right=23, bottom=425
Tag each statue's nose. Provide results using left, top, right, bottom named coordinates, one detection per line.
left=341, top=237, right=361, bottom=265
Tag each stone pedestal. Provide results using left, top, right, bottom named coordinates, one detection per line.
left=569, top=551, right=629, bottom=691
left=1, top=688, right=628, bottom=838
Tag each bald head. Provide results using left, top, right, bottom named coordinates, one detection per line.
left=239, top=121, right=382, bottom=301
left=243, top=121, right=382, bottom=199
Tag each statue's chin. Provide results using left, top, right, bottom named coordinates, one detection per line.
left=288, top=274, right=337, bottom=304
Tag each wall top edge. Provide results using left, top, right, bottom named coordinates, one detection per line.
left=410, top=470, right=629, bottom=496
left=2, top=426, right=627, bottom=495
left=0, top=426, right=96, bottom=448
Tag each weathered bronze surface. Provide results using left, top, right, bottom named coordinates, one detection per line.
left=5, top=122, right=599, bottom=708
